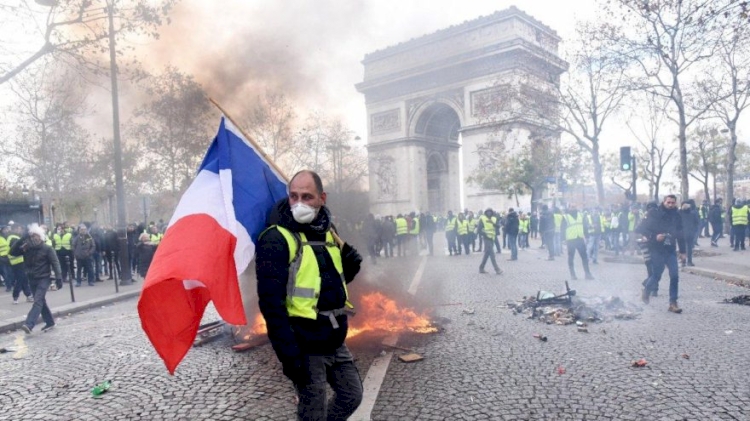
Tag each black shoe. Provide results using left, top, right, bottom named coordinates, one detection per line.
left=711, top=242, right=718, bottom=247
left=687, top=262, right=695, bottom=267
left=41, top=324, right=55, bottom=333
left=21, top=325, right=32, bottom=334
left=495, top=269, right=504, bottom=275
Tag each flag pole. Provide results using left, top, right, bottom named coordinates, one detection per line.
left=208, top=97, right=345, bottom=247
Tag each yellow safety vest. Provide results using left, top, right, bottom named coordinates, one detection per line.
left=149, top=233, right=163, bottom=245
left=53, top=232, right=73, bottom=251
left=395, top=218, right=408, bottom=235
left=444, top=217, right=457, bottom=232
left=456, top=220, right=469, bottom=235
left=565, top=214, right=584, bottom=240
left=468, top=219, right=477, bottom=233
left=628, top=213, right=636, bottom=231
left=732, top=205, right=749, bottom=226
left=268, top=225, right=352, bottom=320
left=7, top=234, right=23, bottom=265
left=519, top=219, right=529, bottom=233
left=0, top=236, right=9, bottom=257
left=553, top=214, right=563, bottom=232
left=410, top=218, right=420, bottom=235
left=479, top=215, right=496, bottom=240
left=45, top=238, right=52, bottom=247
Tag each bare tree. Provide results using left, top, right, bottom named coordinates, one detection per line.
left=687, top=125, right=724, bottom=203
left=0, top=0, right=177, bottom=85
left=606, top=0, right=739, bottom=199
left=0, top=61, right=92, bottom=198
left=128, top=66, right=213, bottom=195
left=627, top=93, right=675, bottom=201
left=242, top=90, right=296, bottom=167
left=703, top=21, right=750, bottom=225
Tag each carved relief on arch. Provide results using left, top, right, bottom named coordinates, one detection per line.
left=370, top=153, right=398, bottom=199
left=370, top=109, right=401, bottom=135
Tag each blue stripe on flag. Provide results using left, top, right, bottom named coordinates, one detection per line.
left=199, top=118, right=288, bottom=243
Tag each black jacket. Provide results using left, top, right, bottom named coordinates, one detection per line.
left=539, top=209, right=554, bottom=233
left=640, top=204, right=686, bottom=254
left=680, top=206, right=700, bottom=238
left=504, top=211, right=519, bottom=235
left=256, top=199, right=362, bottom=365
left=10, top=236, right=62, bottom=280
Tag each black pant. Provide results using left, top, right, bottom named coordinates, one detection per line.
left=733, top=225, right=747, bottom=250
left=710, top=222, right=722, bottom=244
left=479, top=236, right=500, bottom=273
left=543, top=232, right=555, bottom=259
left=294, top=344, right=362, bottom=421
left=567, top=238, right=591, bottom=279
left=446, top=231, right=457, bottom=255
left=424, top=231, right=434, bottom=255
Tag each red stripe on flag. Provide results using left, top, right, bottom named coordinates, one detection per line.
left=138, top=214, right=246, bottom=374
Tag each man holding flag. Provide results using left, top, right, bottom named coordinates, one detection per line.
left=256, top=170, right=364, bottom=421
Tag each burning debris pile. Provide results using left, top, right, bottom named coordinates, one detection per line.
left=723, top=295, right=750, bottom=306
left=507, top=282, right=641, bottom=325
left=347, top=292, right=438, bottom=338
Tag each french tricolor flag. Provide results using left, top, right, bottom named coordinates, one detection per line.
left=138, top=116, right=288, bottom=374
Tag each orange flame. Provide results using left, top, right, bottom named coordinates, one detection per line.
left=347, top=292, right=437, bottom=338
left=252, top=313, right=267, bottom=335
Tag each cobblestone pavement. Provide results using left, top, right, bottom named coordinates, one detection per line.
left=1, top=238, right=748, bottom=420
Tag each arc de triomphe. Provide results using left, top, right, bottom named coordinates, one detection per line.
left=356, top=6, right=567, bottom=217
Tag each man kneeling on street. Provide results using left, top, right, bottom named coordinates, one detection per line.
left=11, top=224, right=63, bottom=333
left=256, top=170, right=364, bottom=421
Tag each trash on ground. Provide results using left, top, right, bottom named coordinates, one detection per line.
left=0, top=347, right=16, bottom=353
left=398, top=353, right=424, bottom=363
left=681, top=353, right=690, bottom=360
left=193, top=320, right=227, bottom=347
left=557, top=366, right=566, bottom=375
left=723, top=295, right=750, bottom=306
left=91, top=380, right=112, bottom=397
left=725, top=330, right=734, bottom=335
left=231, top=335, right=270, bottom=352
left=462, top=308, right=475, bottom=315
left=532, top=333, right=548, bottom=342
left=577, top=327, right=589, bottom=333
left=631, top=359, right=648, bottom=367
left=507, top=282, right=641, bottom=326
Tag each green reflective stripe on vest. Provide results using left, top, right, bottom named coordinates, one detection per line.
left=61, top=232, right=72, bottom=250
left=150, top=233, right=163, bottom=245
left=480, top=215, right=496, bottom=240
left=409, top=218, right=420, bottom=235
left=395, top=218, right=408, bottom=235
left=628, top=213, right=636, bottom=231
left=445, top=217, right=457, bottom=232
left=732, top=205, right=749, bottom=225
left=53, top=233, right=63, bottom=250
left=272, top=226, right=349, bottom=320
left=519, top=219, right=529, bottom=233
left=7, top=234, right=23, bottom=265
left=565, top=214, right=584, bottom=240
left=468, top=220, right=477, bottom=231
left=45, top=238, right=52, bottom=247
left=0, top=236, right=9, bottom=257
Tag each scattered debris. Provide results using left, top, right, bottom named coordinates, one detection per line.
left=462, top=308, right=475, bottom=315
left=577, top=327, right=589, bottom=333
left=723, top=295, right=750, bottom=306
left=193, top=320, right=227, bottom=347
left=0, top=347, right=15, bottom=354
left=557, top=366, right=566, bottom=375
left=681, top=353, right=690, bottom=360
left=532, top=333, right=548, bottom=342
left=91, top=380, right=112, bottom=397
left=398, top=353, right=424, bottom=363
left=631, top=359, right=648, bottom=367
left=383, top=343, right=416, bottom=353
left=725, top=330, right=734, bottom=335
left=231, top=336, right=269, bottom=352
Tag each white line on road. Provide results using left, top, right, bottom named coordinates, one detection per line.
left=350, top=256, right=427, bottom=421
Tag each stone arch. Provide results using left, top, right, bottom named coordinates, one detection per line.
left=410, top=101, right=462, bottom=141
left=426, top=152, right=448, bottom=213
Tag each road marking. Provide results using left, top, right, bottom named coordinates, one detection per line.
left=351, top=256, right=426, bottom=420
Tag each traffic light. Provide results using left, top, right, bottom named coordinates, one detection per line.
left=620, top=146, right=632, bottom=171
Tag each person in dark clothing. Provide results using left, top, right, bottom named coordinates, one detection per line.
left=381, top=216, right=395, bottom=258
left=135, top=233, right=157, bottom=279
left=363, top=213, right=380, bottom=264
left=708, top=199, right=723, bottom=247
left=89, top=223, right=105, bottom=282
left=530, top=212, right=539, bottom=239
left=539, top=205, right=555, bottom=261
left=561, top=205, right=594, bottom=280
left=256, top=170, right=363, bottom=421
left=504, top=208, right=519, bottom=260
left=679, top=200, right=700, bottom=266
left=127, top=223, right=139, bottom=274
left=72, top=224, right=96, bottom=287
left=12, top=224, right=62, bottom=334
left=640, top=195, right=686, bottom=313
left=636, top=202, right=659, bottom=297
left=103, top=227, right=121, bottom=279
left=421, top=212, right=436, bottom=256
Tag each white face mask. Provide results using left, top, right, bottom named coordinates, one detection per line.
left=291, top=202, right=319, bottom=224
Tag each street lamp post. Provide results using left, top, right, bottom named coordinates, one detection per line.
left=50, top=200, right=56, bottom=227
left=106, top=0, right=132, bottom=285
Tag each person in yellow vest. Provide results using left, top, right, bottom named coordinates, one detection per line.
left=731, top=199, right=749, bottom=251
left=1, top=225, right=15, bottom=292
left=256, top=170, right=363, bottom=420
left=444, top=210, right=458, bottom=256
left=561, top=205, right=594, bottom=280
left=478, top=208, right=502, bottom=274
left=518, top=212, right=530, bottom=250
left=394, top=213, right=409, bottom=257
left=147, top=224, right=164, bottom=246
left=456, top=212, right=470, bottom=255
left=467, top=212, right=478, bottom=252
left=8, top=225, right=33, bottom=304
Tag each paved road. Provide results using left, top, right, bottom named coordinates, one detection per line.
left=1, top=238, right=748, bottom=420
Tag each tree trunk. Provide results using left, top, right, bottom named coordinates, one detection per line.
left=726, top=130, right=738, bottom=234
left=679, top=119, right=689, bottom=200
left=592, top=148, right=604, bottom=206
